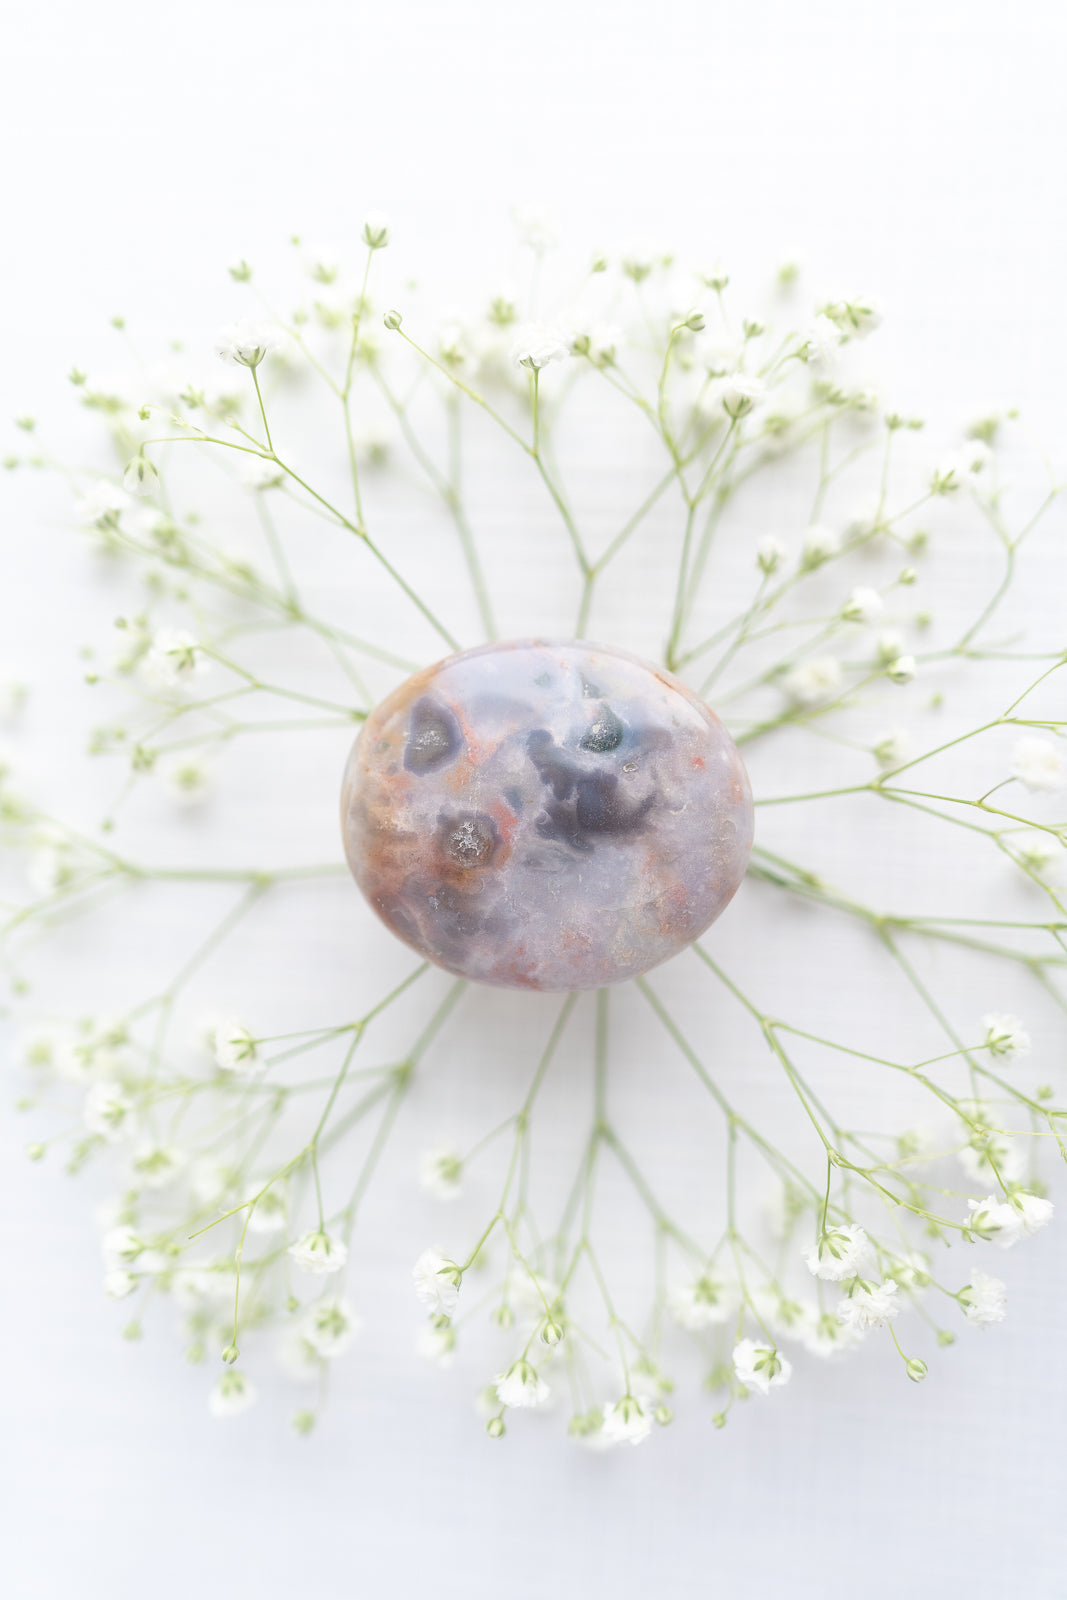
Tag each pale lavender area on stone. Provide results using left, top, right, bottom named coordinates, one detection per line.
left=340, top=639, right=754, bottom=991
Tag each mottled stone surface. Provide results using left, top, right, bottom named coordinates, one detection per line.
left=341, top=640, right=754, bottom=991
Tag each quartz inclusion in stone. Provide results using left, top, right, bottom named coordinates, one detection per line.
left=341, top=639, right=754, bottom=991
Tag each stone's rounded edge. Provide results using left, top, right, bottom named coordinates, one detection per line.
left=339, top=638, right=755, bottom=992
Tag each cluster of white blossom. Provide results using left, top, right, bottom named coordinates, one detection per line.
left=3, top=213, right=1064, bottom=1443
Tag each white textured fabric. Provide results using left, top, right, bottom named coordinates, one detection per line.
left=2, top=3, right=1065, bottom=1597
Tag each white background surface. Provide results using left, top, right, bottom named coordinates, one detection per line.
left=3, top=3, right=1067, bottom=1596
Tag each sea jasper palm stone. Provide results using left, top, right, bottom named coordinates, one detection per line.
left=341, top=639, right=754, bottom=991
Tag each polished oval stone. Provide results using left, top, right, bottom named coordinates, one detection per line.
left=340, top=640, right=754, bottom=991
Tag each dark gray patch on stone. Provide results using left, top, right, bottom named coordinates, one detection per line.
left=439, top=810, right=500, bottom=869
left=580, top=705, right=625, bottom=753
left=405, top=698, right=462, bottom=774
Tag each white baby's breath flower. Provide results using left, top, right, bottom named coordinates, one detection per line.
left=122, top=456, right=159, bottom=498
left=803, top=1223, right=869, bottom=1282
left=0, top=671, right=28, bottom=718
left=412, top=1248, right=461, bottom=1316
left=238, top=455, right=286, bottom=491
left=289, top=1230, right=348, bottom=1275
left=835, top=1279, right=900, bottom=1333
left=417, top=1324, right=456, bottom=1367
left=79, top=480, right=130, bottom=526
left=212, top=1020, right=259, bottom=1075
left=732, top=1339, right=792, bottom=1395
left=214, top=319, right=279, bottom=368
left=667, top=1273, right=737, bottom=1330
left=104, top=1270, right=137, bottom=1299
left=885, top=654, right=916, bottom=685
left=800, top=523, right=839, bottom=568
left=495, top=1360, right=550, bottom=1409
left=720, top=372, right=765, bottom=419
left=509, top=323, right=571, bottom=372
left=825, top=295, right=883, bottom=337
left=1012, top=831, right=1059, bottom=876
left=801, top=1312, right=862, bottom=1359
left=277, top=1330, right=323, bottom=1383
left=302, top=1296, right=361, bottom=1358
left=756, top=535, right=786, bottom=575
left=620, top=239, right=657, bottom=282
left=83, top=1081, right=133, bottom=1142
left=601, top=1394, right=653, bottom=1445
left=982, top=1013, right=1030, bottom=1059
left=245, top=1182, right=288, bottom=1235
left=15, top=1024, right=69, bottom=1074
left=361, top=211, right=391, bottom=249
left=803, top=314, right=844, bottom=366
left=142, top=629, right=205, bottom=689
left=130, top=1142, right=184, bottom=1190
left=209, top=1369, right=257, bottom=1418
left=842, top=586, right=883, bottom=623
left=966, top=1191, right=1054, bottom=1248
left=957, top=439, right=992, bottom=476
left=170, top=1266, right=224, bottom=1308
left=959, top=1271, right=1007, bottom=1328
left=419, top=1147, right=463, bottom=1200
left=1010, top=737, right=1065, bottom=793
left=159, top=754, right=211, bottom=805
left=873, top=729, right=909, bottom=768
left=512, top=204, right=559, bottom=255
left=101, top=1226, right=144, bottom=1268
left=783, top=656, right=842, bottom=707
left=958, top=1128, right=1026, bottom=1186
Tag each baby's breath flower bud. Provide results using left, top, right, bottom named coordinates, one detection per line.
left=905, top=1357, right=928, bottom=1383
left=899, top=566, right=917, bottom=585
left=886, top=654, right=916, bottom=684
left=704, top=262, right=729, bottom=291
left=937, top=1329, right=956, bottom=1347
left=26, top=1141, right=45, bottom=1162
left=591, top=253, right=608, bottom=273
left=757, top=536, right=786, bottom=575
left=383, top=309, right=403, bottom=331
left=712, top=1411, right=728, bottom=1429
left=491, top=1303, right=514, bottom=1329
left=292, top=1410, right=316, bottom=1435
left=221, top=1341, right=240, bottom=1364
left=539, top=1318, right=564, bottom=1346
left=15, top=415, right=35, bottom=432
left=228, top=258, right=253, bottom=282
left=742, top=318, right=765, bottom=340
left=362, top=211, right=391, bottom=250
left=654, top=1404, right=674, bottom=1426
left=684, top=309, right=706, bottom=332
left=69, top=367, right=87, bottom=386
left=486, top=1415, right=506, bottom=1438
